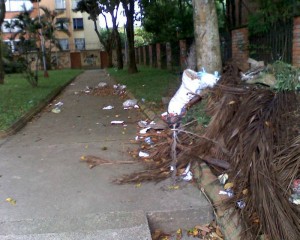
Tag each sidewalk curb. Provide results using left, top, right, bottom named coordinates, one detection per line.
left=0, top=75, right=80, bottom=139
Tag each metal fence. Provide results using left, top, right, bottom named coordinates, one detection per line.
left=249, top=20, right=293, bottom=64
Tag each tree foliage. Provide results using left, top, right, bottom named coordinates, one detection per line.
left=248, top=0, right=296, bottom=35
left=140, top=0, right=193, bottom=43
left=74, top=0, right=123, bottom=69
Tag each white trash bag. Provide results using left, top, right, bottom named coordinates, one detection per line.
left=168, top=69, right=219, bottom=115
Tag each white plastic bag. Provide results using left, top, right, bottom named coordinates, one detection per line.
left=123, top=99, right=138, bottom=108
left=168, top=69, right=219, bottom=115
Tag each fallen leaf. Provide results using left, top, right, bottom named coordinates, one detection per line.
left=242, top=189, right=248, bottom=195
left=210, top=232, right=223, bottom=239
left=168, top=185, right=180, bottom=190
left=135, top=183, right=142, bottom=188
left=6, top=198, right=16, bottom=205
left=216, top=226, right=223, bottom=237
left=192, top=228, right=199, bottom=236
left=195, top=225, right=211, bottom=233
left=80, top=156, right=86, bottom=160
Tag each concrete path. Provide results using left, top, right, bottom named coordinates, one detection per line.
left=0, top=69, right=212, bottom=239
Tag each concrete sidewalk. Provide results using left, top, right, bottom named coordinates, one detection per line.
left=0, top=69, right=212, bottom=239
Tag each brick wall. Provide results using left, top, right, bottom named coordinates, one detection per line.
left=231, top=28, right=249, bottom=71
left=293, top=17, right=300, bottom=67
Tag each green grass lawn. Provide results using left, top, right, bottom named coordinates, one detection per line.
left=0, top=69, right=83, bottom=131
left=107, top=65, right=181, bottom=103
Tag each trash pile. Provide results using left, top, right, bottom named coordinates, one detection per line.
left=80, top=82, right=127, bottom=97
left=116, top=61, right=300, bottom=240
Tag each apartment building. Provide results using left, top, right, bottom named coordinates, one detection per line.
left=1, top=0, right=103, bottom=52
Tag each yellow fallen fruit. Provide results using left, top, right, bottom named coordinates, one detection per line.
left=224, top=182, right=234, bottom=190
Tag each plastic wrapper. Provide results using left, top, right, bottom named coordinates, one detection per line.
left=123, top=99, right=138, bottom=108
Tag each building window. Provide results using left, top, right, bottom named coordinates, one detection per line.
left=73, top=18, right=84, bottom=30
left=56, top=18, right=69, bottom=31
left=75, top=38, right=85, bottom=50
left=5, top=0, right=33, bottom=12
left=58, top=39, right=69, bottom=50
left=55, top=0, right=66, bottom=10
left=72, top=0, right=80, bottom=10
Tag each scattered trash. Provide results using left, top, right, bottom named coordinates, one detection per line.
left=51, top=107, right=61, bottom=113
left=51, top=102, right=63, bottom=113
left=144, top=137, right=153, bottom=145
left=123, top=99, right=138, bottom=108
left=138, top=151, right=149, bottom=158
left=138, top=120, right=148, bottom=128
left=6, top=197, right=16, bottom=205
left=180, top=163, right=193, bottom=181
left=55, top=102, right=63, bottom=107
left=168, top=69, right=219, bottom=115
left=218, top=173, right=229, bottom=184
left=111, top=121, right=124, bottom=125
left=102, top=105, right=114, bottom=110
left=139, top=127, right=150, bottom=134
left=237, top=200, right=246, bottom=209
left=97, top=82, right=108, bottom=88
left=113, top=84, right=126, bottom=95
left=290, top=179, right=300, bottom=205
left=219, top=189, right=234, bottom=197
left=84, top=86, right=91, bottom=93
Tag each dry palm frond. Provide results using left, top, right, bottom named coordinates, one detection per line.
left=81, top=155, right=135, bottom=169
left=191, top=63, right=300, bottom=240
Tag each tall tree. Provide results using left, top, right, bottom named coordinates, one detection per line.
left=99, top=0, right=123, bottom=69
left=120, top=0, right=137, bottom=73
left=39, top=6, right=70, bottom=69
left=0, top=0, right=6, bottom=84
left=192, top=0, right=222, bottom=73
left=75, top=0, right=123, bottom=69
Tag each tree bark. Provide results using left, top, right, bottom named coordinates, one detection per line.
left=121, top=0, right=138, bottom=74
left=0, top=0, right=6, bottom=84
left=192, top=0, right=222, bottom=73
left=114, top=29, right=123, bottom=69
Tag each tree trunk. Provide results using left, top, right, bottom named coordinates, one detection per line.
left=192, top=0, right=222, bottom=73
left=122, top=0, right=137, bottom=74
left=114, top=29, right=123, bottom=70
left=0, top=0, right=6, bottom=84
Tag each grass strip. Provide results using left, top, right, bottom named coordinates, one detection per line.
left=107, top=65, right=180, bottom=103
left=0, top=69, right=83, bottom=131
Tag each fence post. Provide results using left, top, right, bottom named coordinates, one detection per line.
left=166, top=42, right=172, bottom=70
left=179, top=40, right=187, bottom=70
left=138, top=47, right=142, bottom=65
left=156, top=43, right=161, bottom=68
left=143, top=46, right=147, bottom=65
left=149, top=45, right=153, bottom=67
left=135, top=48, right=139, bottom=64
left=231, top=27, right=249, bottom=71
left=293, top=16, right=300, bottom=67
